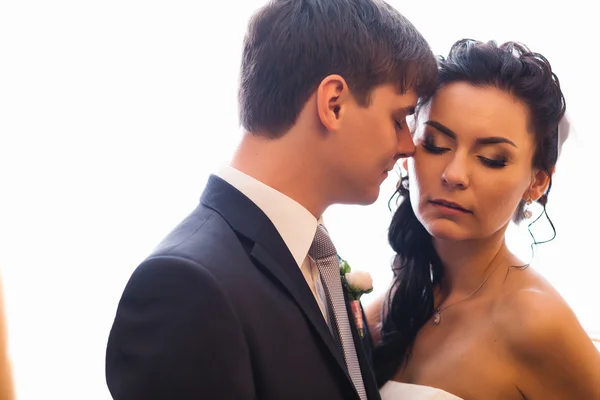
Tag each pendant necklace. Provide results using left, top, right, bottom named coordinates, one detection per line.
left=433, top=253, right=503, bottom=326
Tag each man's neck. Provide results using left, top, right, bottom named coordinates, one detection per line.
left=230, top=132, right=329, bottom=218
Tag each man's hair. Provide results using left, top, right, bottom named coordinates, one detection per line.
left=238, top=0, right=438, bottom=138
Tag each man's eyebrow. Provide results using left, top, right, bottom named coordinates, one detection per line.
left=396, top=106, right=416, bottom=115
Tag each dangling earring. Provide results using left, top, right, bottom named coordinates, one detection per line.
left=397, top=176, right=409, bottom=191
left=523, top=198, right=533, bottom=219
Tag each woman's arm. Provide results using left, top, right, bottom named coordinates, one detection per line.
left=364, top=293, right=386, bottom=346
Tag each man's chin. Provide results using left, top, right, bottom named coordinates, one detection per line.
left=353, top=187, right=380, bottom=206
left=335, top=190, right=379, bottom=206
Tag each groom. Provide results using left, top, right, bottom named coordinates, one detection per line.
left=105, top=0, right=437, bottom=399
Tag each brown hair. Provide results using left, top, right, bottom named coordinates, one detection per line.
left=238, top=0, right=438, bottom=138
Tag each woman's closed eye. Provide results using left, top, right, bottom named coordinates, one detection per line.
left=478, top=156, right=508, bottom=168
left=421, top=134, right=450, bottom=154
left=422, top=134, right=510, bottom=169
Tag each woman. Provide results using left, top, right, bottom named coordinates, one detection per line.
left=367, top=39, right=600, bottom=399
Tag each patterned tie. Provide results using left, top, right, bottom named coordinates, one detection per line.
left=309, top=224, right=367, bottom=400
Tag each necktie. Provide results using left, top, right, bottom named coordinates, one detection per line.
left=309, top=224, right=367, bottom=400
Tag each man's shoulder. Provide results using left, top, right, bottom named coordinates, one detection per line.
left=141, top=203, right=250, bottom=273
left=122, top=202, right=255, bottom=296
left=154, top=203, right=226, bottom=250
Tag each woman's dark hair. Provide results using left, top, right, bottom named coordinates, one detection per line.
left=373, top=39, right=566, bottom=385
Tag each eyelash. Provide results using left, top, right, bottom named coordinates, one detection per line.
left=478, top=156, right=508, bottom=168
left=395, top=120, right=405, bottom=130
left=421, top=137, right=508, bottom=169
left=422, top=141, right=447, bottom=154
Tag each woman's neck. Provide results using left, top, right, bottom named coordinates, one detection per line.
left=433, top=231, right=510, bottom=298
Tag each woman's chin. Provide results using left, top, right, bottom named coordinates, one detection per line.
left=423, top=219, right=472, bottom=241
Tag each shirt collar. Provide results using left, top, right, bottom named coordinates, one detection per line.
left=215, top=165, right=318, bottom=268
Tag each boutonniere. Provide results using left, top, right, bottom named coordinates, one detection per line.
left=339, top=257, right=373, bottom=338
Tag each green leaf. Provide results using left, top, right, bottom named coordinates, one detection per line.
left=338, top=258, right=351, bottom=275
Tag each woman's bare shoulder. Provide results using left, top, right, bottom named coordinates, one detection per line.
left=495, top=267, right=600, bottom=398
left=495, top=266, right=577, bottom=346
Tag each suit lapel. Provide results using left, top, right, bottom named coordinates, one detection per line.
left=250, top=241, right=351, bottom=382
left=200, top=175, right=355, bottom=390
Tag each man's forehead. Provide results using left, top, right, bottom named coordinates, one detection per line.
left=392, top=88, right=417, bottom=110
left=371, top=84, right=417, bottom=111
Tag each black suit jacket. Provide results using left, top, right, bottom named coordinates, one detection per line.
left=106, top=175, right=381, bottom=400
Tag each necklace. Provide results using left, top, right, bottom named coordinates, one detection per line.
left=432, top=253, right=503, bottom=326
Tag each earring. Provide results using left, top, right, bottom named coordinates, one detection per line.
left=402, top=178, right=409, bottom=190
left=523, top=198, right=533, bottom=219
left=397, top=176, right=409, bottom=191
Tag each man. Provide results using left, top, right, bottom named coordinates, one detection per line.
left=105, top=0, right=437, bottom=398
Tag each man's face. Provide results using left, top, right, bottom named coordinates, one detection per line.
left=324, top=84, right=417, bottom=205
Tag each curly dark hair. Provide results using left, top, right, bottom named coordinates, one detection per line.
left=373, top=39, right=567, bottom=386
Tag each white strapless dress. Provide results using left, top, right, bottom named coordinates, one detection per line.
left=380, top=381, right=464, bottom=400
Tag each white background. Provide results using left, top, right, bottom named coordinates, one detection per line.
left=0, top=1, right=597, bottom=398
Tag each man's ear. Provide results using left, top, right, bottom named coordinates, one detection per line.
left=316, top=74, right=351, bottom=131
left=525, top=169, right=551, bottom=202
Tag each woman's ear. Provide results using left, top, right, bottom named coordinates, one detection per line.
left=526, top=169, right=551, bottom=202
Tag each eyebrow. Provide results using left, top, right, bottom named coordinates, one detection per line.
left=397, top=105, right=416, bottom=115
left=424, top=120, right=518, bottom=148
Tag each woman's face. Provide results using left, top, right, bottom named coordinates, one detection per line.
left=407, top=82, right=549, bottom=241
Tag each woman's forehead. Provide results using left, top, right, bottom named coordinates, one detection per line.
left=421, top=83, right=533, bottom=145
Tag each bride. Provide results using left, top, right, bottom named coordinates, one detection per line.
left=367, top=39, right=600, bottom=399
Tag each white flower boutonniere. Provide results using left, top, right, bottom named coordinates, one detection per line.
left=339, top=257, right=373, bottom=338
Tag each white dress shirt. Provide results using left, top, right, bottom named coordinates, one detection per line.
left=216, top=165, right=329, bottom=319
